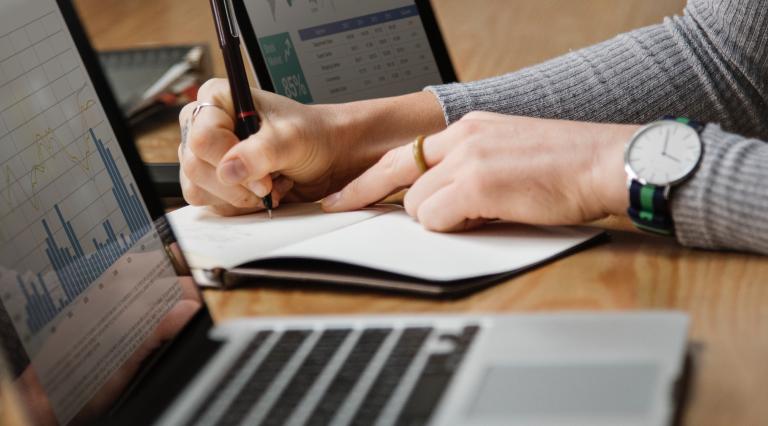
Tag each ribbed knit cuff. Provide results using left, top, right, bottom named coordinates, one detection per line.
left=671, top=124, right=768, bottom=253
left=424, top=84, right=474, bottom=125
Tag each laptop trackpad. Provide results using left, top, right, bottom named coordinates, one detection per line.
left=468, top=363, right=659, bottom=418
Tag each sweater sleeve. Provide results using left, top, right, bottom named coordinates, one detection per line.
left=426, top=0, right=768, bottom=254
left=672, top=125, right=768, bottom=254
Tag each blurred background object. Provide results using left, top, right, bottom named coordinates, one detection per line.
left=100, top=45, right=212, bottom=127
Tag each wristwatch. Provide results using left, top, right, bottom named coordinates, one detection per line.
left=624, top=117, right=704, bottom=235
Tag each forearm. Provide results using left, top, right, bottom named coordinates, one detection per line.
left=326, top=91, right=445, bottom=182
left=672, top=126, right=768, bottom=254
left=427, top=0, right=768, bottom=139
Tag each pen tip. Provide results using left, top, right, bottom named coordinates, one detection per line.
left=268, top=209, right=273, bottom=220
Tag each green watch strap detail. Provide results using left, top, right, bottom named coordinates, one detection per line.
left=638, top=185, right=656, bottom=223
left=628, top=181, right=674, bottom=236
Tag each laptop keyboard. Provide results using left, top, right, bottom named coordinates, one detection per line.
left=306, top=328, right=391, bottom=425
left=265, top=329, right=352, bottom=425
left=349, top=327, right=432, bottom=425
left=189, top=325, right=479, bottom=426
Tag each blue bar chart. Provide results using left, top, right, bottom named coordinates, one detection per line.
left=16, top=129, right=152, bottom=334
left=0, top=5, right=186, bottom=422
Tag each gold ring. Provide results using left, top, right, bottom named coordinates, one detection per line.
left=412, top=135, right=429, bottom=174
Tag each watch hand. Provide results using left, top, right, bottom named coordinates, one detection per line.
left=662, top=130, right=670, bottom=155
left=665, top=153, right=681, bottom=163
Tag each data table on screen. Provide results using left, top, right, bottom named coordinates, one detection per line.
left=245, top=0, right=444, bottom=103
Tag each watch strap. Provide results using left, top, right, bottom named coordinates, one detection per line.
left=627, top=180, right=674, bottom=236
left=663, top=115, right=705, bottom=133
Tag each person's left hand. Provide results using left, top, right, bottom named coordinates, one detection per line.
left=323, top=112, right=639, bottom=231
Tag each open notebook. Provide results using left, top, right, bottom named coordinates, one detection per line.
left=167, top=203, right=605, bottom=296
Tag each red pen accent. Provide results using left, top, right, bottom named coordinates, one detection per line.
left=238, top=111, right=258, bottom=119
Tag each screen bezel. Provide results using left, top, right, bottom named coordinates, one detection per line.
left=231, top=0, right=458, bottom=97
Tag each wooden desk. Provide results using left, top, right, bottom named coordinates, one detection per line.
left=73, top=1, right=768, bottom=425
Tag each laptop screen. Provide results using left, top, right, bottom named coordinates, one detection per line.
left=235, top=0, right=452, bottom=103
left=0, top=1, right=202, bottom=424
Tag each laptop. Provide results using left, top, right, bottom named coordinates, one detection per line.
left=231, top=0, right=457, bottom=104
left=0, top=1, right=691, bottom=425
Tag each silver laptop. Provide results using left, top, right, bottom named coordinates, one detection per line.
left=0, top=1, right=691, bottom=425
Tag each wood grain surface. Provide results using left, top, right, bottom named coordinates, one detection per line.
left=70, top=1, right=768, bottom=425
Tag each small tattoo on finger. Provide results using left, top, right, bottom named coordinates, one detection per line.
left=181, top=119, right=190, bottom=150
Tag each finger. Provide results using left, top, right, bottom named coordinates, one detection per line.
left=179, top=143, right=236, bottom=209
left=190, top=79, right=287, bottom=128
left=322, top=144, right=415, bottom=212
left=180, top=149, right=288, bottom=217
left=323, top=132, right=462, bottom=212
left=195, top=78, right=237, bottom=117
left=245, top=175, right=273, bottom=198
left=208, top=178, right=293, bottom=217
left=217, top=128, right=297, bottom=186
left=197, top=78, right=274, bottom=120
left=415, top=183, right=476, bottom=232
left=402, top=157, right=457, bottom=218
left=181, top=150, right=264, bottom=209
left=179, top=101, right=196, bottom=127
left=180, top=165, right=227, bottom=207
left=188, top=125, right=239, bottom=166
left=182, top=96, right=238, bottom=164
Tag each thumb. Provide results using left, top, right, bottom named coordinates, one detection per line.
left=216, top=128, right=297, bottom=187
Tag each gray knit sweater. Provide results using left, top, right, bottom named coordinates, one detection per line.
left=427, top=0, right=768, bottom=255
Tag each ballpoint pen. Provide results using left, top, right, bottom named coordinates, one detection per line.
left=209, top=0, right=273, bottom=218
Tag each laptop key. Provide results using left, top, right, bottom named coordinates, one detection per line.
left=261, top=329, right=351, bottom=426
left=350, top=327, right=433, bottom=426
left=306, top=328, right=392, bottom=426
left=215, top=330, right=311, bottom=426
left=395, top=326, right=480, bottom=425
left=189, top=331, right=272, bottom=425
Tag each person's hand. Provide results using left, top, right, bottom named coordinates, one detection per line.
left=178, top=79, right=347, bottom=216
left=178, top=79, right=446, bottom=216
left=323, top=112, right=638, bottom=231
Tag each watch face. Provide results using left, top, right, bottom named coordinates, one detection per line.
left=625, top=121, right=703, bottom=185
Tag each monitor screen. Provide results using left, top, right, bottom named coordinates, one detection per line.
left=238, top=0, right=449, bottom=103
left=0, top=1, right=200, bottom=424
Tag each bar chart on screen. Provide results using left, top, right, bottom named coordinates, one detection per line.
left=0, top=2, right=186, bottom=421
left=14, top=128, right=153, bottom=335
left=0, top=3, right=170, bottom=351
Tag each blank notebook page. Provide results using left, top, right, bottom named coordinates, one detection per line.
left=265, top=209, right=603, bottom=281
left=168, top=203, right=392, bottom=270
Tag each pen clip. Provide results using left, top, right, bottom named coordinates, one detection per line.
left=223, top=0, right=239, bottom=39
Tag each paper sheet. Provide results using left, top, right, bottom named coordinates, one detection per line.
left=169, top=203, right=602, bottom=281
left=266, top=210, right=603, bottom=281
left=167, top=203, right=393, bottom=269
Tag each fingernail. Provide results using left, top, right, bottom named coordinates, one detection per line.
left=248, top=181, right=268, bottom=197
left=322, top=192, right=342, bottom=208
left=219, top=158, right=247, bottom=184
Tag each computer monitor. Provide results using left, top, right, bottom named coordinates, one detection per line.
left=0, top=1, right=208, bottom=423
left=232, top=0, right=457, bottom=103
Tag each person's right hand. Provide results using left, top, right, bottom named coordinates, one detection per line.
left=178, top=79, right=349, bottom=216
